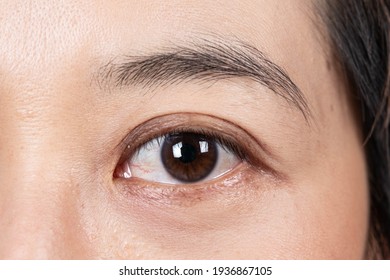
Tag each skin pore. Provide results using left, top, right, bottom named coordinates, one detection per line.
left=0, top=0, right=368, bottom=259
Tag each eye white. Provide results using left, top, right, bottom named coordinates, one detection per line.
left=126, top=136, right=239, bottom=184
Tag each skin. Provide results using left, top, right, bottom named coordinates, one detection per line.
left=0, top=0, right=369, bottom=259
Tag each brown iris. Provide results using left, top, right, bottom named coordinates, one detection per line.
left=161, top=133, right=218, bottom=182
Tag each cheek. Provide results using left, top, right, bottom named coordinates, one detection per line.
left=277, top=149, right=369, bottom=259
left=290, top=185, right=368, bottom=259
left=208, top=178, right=368, bottom=260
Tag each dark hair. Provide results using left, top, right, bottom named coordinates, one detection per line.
left=318, top=0, right=390, bottom=258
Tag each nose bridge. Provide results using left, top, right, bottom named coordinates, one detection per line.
left=0, top=0, right=96, bottom=257
left=0, top=94, right=89, bottom=259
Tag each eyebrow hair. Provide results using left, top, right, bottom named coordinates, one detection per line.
left=97, top=39, right=311, bottom=120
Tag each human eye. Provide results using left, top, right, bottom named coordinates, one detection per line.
left=114, top=113, right=275, bottom=188
left=115, top=131, right=242, bottom=184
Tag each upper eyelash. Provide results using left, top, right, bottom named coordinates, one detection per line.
left=132, top=127, right=249, bottom=162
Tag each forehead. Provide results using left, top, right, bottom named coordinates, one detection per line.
left=0, top=1, right=315, bottom=68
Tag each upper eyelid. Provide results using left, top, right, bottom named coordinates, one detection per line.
left=117, top=113, right=273, bottom=155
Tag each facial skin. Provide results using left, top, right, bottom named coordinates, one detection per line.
left=0, top=0, right=369, bottom=259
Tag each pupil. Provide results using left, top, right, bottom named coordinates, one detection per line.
left=178, top=143, right=197, bottom=163
left=161, top=133, right=218, bottom=182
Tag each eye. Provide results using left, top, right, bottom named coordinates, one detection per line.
left=115, top=131, right=242, bottom=184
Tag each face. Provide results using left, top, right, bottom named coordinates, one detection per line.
left=0, top=0, right=369, bottom=259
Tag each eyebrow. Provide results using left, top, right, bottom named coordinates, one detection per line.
left=96, top=39, right=310, bottom=120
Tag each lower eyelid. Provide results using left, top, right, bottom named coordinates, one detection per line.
left=116, top=162, right=257, bottom=207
